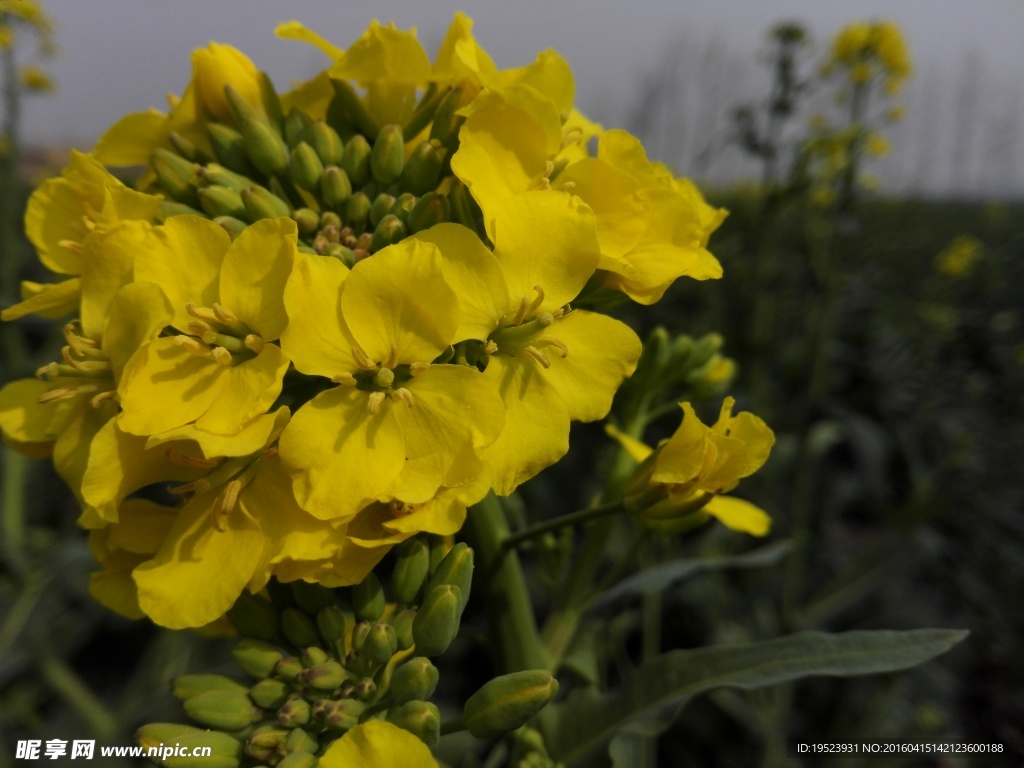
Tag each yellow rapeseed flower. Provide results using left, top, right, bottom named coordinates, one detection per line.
left=319, top=720, right=439, bottom=768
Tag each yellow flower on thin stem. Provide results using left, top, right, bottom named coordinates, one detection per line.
left=117, top=216, right=296, bottom=437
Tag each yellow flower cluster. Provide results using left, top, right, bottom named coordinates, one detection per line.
left=0, top=15, right=733, bottom=629
left=935, top=235, right=982, bottom=277
left=824, top=20, right=912, bottom=94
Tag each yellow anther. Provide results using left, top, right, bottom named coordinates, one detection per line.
left=374, top=367, right=395, bottom=389
left=175, top=335, right=213, bottom=359
left=528, top=161, right=555, bottom=191
left=212, top=303, right=238, bottom=325
left=186, top=302, right=220, bottom=324
left=244, top=334, right=264, bottom=354
left=81, top=215, right=97, bottom=232
left=367, top=391, right=386, bottom=415
left=535, top=337, right=569, bottom=358
left=57, top=239, right=84, bottom=255
left=35, top=362, right=60, bottom=379
left=261, top=446, right=278, bottom=461
left=384, top=345, right=399, bottom=369
left=556, top=181, right=577, bottom=193
left=391, top=387, right=415, bottom=408
left=211, top=347, right=233, bottom=365
left=561, top=126, right=584, bottom=149
left=168, top=478, right=212, bottom=496
left=37, top=387, right=78, bottom=404
left=90, top=390, right=119, bottom=408
left=164, top=448, right=219, bottom=469
left=409, top=361, right=431, bottom=377
left=332, top=372, right=358, bottom=387
left=484, top=340, right=499, bottom=355
left=523, top=345, right=552, bottom=368
left=218, top=478, right=243, bottom=516
left=527, top=285, right=546, bottom=316
left=352, top=346, right=377, bottom=371
left=511, top=296, right=530, bottom=326
left=188, top=320, right=216, bottom=337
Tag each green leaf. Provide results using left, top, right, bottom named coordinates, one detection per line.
left=547, top=628, right=968, bottom=766
left=589, top=541, right=792, bottom=611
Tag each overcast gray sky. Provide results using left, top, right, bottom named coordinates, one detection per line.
left=13, top=0, right=1024, bottom=195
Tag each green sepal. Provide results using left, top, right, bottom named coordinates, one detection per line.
left=361, top=622, right=398, bottom=667
left=309, top=121, right=344, bottom=167
left=426, top=542, right=474, bottom=613
left=172, top=674, right=248, bottom=702
left=285, top=108, right=314, bottom=149
left=281, top=607, right=320, bottom=650
left=294, top=208, right=320, bottom=234
left=277, top=695, right=311, bottom=727
left=289, top=142, right=325, bottom=191
left=370, top=214, right=407, bottom=253
left=351, top=572, right=385, bottom=622
left=407, top=192, right=451, bottom=234
left=412, top=584, right=462, bottom=658
left=207, top=123, right=254, bottom=174
left=402, top=139, right=444, bottom=195
left=369, top=193, right=396, bottom=229
left=463, top=670, right=559, bottom=740
left=386, top=701, right=440, bottom=747
left=198, top=163, right=257, bottom=192
left=168, top=132, right=201, bottom=162
left=371, top=124, right=405, bottom=186
left=341, top=134, right=372, bottom=187
left=152, top=149, right=198, bottom=205
left=214, top=216, right=248, bottom=239
left=321, top=166, right=353, bottom=209
left=249, top=678, right=291, bottom=709
left=282, top=729, right=318, bottom=757
left=388, top=192, right=418, bottom=226
left=258, top=71, right=284, bottom=133
left=232, top=640, right=284, bottom=679
left=389, top=657, right=438, bottom=705
left=242, top=186, right=291, bottom=221
left=198, top=185, right=247, bottom=220
left=183, top=690, right=258, bottom=732
left=303, top=660, right=346, bottom=691
left=391, top=608, right=416, bottom=651
left=137, top=724, right=241, bottom=768
left=391, top=538, right=430, bottom=606
left=158, top=201, right=204, bottom=222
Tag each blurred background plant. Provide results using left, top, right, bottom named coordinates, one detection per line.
left=0, top=7, right=1021, bottom=768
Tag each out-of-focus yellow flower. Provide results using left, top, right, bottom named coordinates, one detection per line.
left=888, top=105, right=906, bottom=123
left=825, top=20, right=911, bottom=93
left=19, top=64, right=53, bottom=92
left=610, top=397, right=774, bottom=536
left=935, top=235, right=982, bottom=277
left=319, top=720, right=439, bottom=768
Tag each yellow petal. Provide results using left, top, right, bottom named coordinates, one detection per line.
left=53, top=396, right=118, bottom=508
left=319, top=720, right=439, bottom=768
left=558, top=158, right=647, bottom=261
left=101, top=282, right=174, bottom=380
left=275, top=21, right=344, bottom=59
left=25, top=176, right=88, bottom=274
left=90, top=549, right=147, bottom=620
left=491, top=191, right=600, bottom=312
left=481, top=354, right=570, bottom=495
left=1, top=278, right=80, bottom=322
left=278, top=386, right=405, bottom=521
left=433, top=12, right=497, bottom=83
left=342, top=239, right=458, bottom=364
left=80, top=219, right=152, bottom=341
left=703, top=495, right=772, bottom=537
left=191, top=43, right=263, bottom=124
left=146, top=408, right=288, bottom=459
left=135, top=216, right=231, bottom=332
left=413, top=223, right=510, bottom=342
left=281, top=71, right=335, bottom=122
left=0, top=378, right=59, bottom=444
left=604, top=424, right=653, bottom=464
left=106, top=498, right=177, bottom=555
left=281, top=251, right=358, bottom=378
left=540, top=310, right=641, bottom=423
left=117, top=337, right=231, bottom=436
left=652, top=403, right=710, bottom=485
left=219, top=217, right=297, bottom=340
left=384, top=479, right=487, bottom=537
left=330, top=20, right=431, bottom=85
left=195, top=344, right=290, bottom=435
left=134, top=495, right=263, bottom=629
left=494, top=49, right=576, bottom=116
left=93, top=110, right=169, bottom=167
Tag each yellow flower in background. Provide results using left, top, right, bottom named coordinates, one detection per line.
left=415, top=192, right=642, bottom=494
left=611, top=398, right=774, bottom=536
left=825, top=20, right=912, bottom=93
left=278, top=239, right=503, bottom=521
left=19, top=64, right=53, bottom=92
left=117, top=217, right=295, bottom=437
left=319, top=720, right=439, bottom=768
left=935, top=235, right=982, bottom=277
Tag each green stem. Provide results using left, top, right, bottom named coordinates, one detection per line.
left=440, top=715, right=466, bottom=736
left=2, top=447, right=29, bottom=577
left=499, top=500, right=624, bottom=555
left=465, top=493, right=548, bottom=673
left=39, top=655, right=119, bottom=740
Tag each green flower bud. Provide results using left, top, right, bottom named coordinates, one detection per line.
left=245, top=726, right=289, bottom=763
left=258, top=71, right=284, bottom=132
left=300, top=646, right=328, bottom=669
left=407, top=191, right=451, bottom=234
left=402, top=139, right=444, bottom=195
left=412, top=584, right=462, bottom=658
left=287, top=143, right=323, bottom=192
left=351, top=572, right=385, bottom=622
left=282, top=729, right=318, bottom=757
left=362, top=622, right=398, bottom=667
left=172, top=674, right=248, bottom=702
left=207, top=123, right=253, bottom=174
left=386, top=701, right=440, bottom=747
left=274, top=656, right=304, bottom=682
left=391, top=608, right=417, bottom=650
left=341, top=134, right=372, bottom=187
left=449, top=180, right=479, bottom=230
left=369, top=193, right=396, bottom=228
left=280, top=607, right=320, bottom=650
left=200, top=163, right=257, bottom=192
left=303, top=660, right=346, bottom=690
left=403, top=85, right=448, bottom=140
left=183, top=690, right=258, bottom=732
left=463, top=670, right=559, bottom=739
left=388, top=192, right=417, bottom=225
left=277, top=751, right=318, bottom=768
left=391, top=538, right=430, bottom=606
left=242, top=185, right=291, bottom=222
left=389, top=657, right=438, bottom=705
left=224, top=85, right=289, bottom=176
left=294, top=208, right=320, bottom=234
left=284, top=108, right=313, bottom=149
left=198, top=185, right=246, bottom=220
left=288, top=582, right=334, bottom=615
left=427, top=542, right=474, bottom=613
left=137, top=724, right=241, bottom=768
left=316, top=605, right=348, bottom=648
left=670, top=334, right=694, bottom=369
left=152, top=149, right=198, bottom=204
left=426, top=535, right=447, bottom=573
left=227, top=593, right=280, bottom=642
left=371, top=124, right=405, bottom=186
left=354, top=677, right=377, bottom=702
left=321, top=166, right=353, bottom=209
left=369, top=214, right=407, bottom=253
left=214, top=216, right=248, bottom=239
left=323, top=699, right=365, bottom=731
left=325, top=243, right=357, bottom=267
left=232, top=640, right=283, bottom=678
left=321, top=211, right=342, bottom=230
left=277, top=695, right=311, bottom=727
left=168, top=132, right=200, bottom=162
left=344, top=191, right=371, bottom=229
left=309, top=121, right=344, bottom=167
left=158, top=201, right=204, bottom=221
left=687, top=332, right=723, bottom=370
left=429, top=86, right=465, bottom=151
left=249, top=678, right=291, bottom=709
left=351, top=620, right=370, bottom=651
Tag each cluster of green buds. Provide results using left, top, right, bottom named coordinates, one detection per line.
left=138, top=538, right=559, bottom=767
left=625, top=327, right=737, bottom=405
left=152, top=76, right=478, bottom=267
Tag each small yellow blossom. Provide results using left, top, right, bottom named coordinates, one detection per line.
left=19, top=65, right=53, bottom=92
left=319, top=720, right=439, bottom=768
left=935, top=235, right=982, bottom=277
